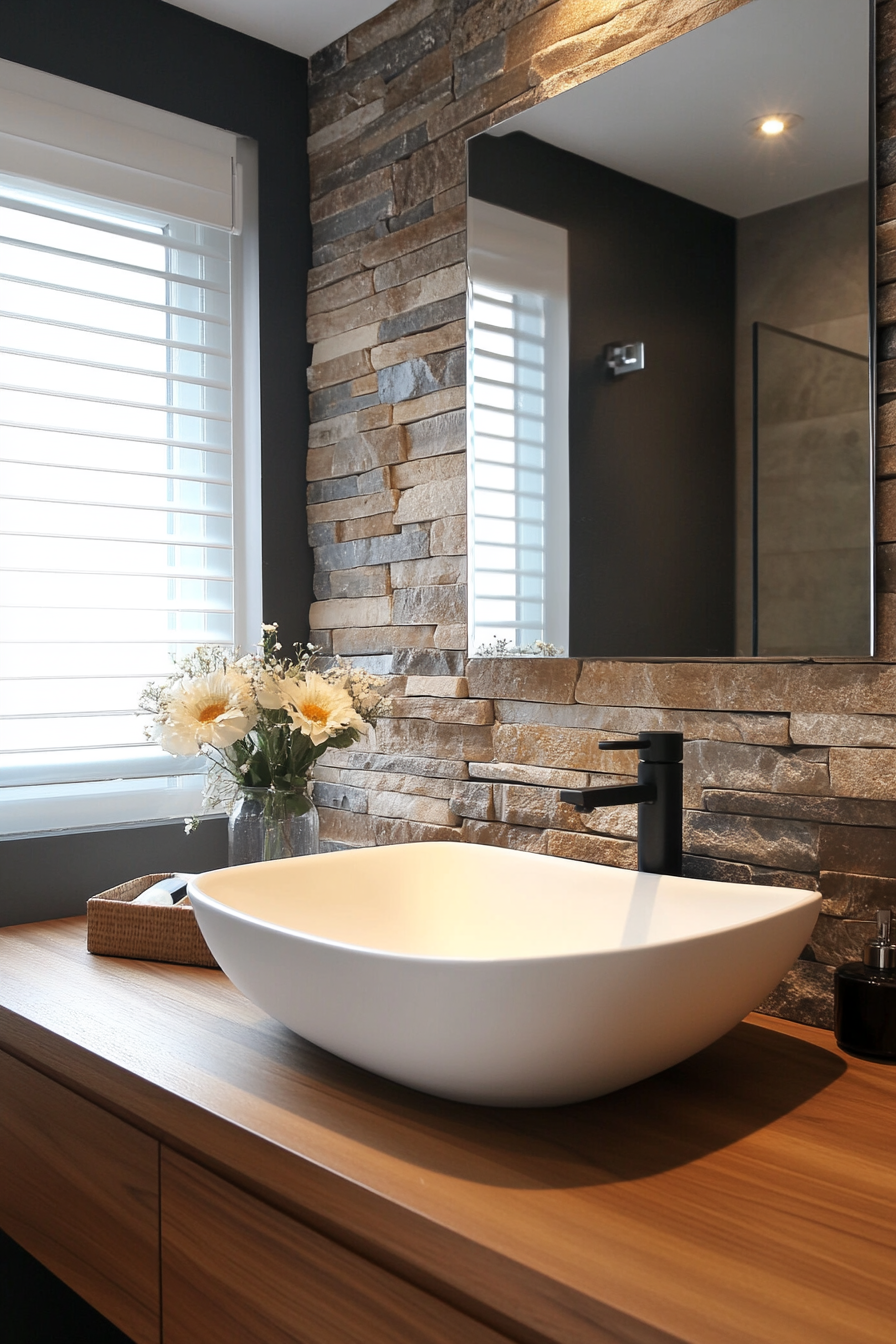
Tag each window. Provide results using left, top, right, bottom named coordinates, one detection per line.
left=466, top=199, right=569, bottom=653
left=0, top=60, right=260, bottom=837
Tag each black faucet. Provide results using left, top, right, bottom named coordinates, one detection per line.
left=559, top=731, right=683, bottom=876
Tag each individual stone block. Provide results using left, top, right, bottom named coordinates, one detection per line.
left=331, top=512, right=400, bottom=543
left=393, top=584, right=466, bottom=624
left=384, top=44, right=453, bottom=115
left=311, top=321, right=381, bottom=368
left=377, top=348, right=465, bottom=405
left=371, top=319, right=466, bottom=372
left=373, top=816, right=463, bottom=846
left=313, top=8, right=452, bottom=103
left=809, top=915, right=877, bottom=966
left=333, top=625, right=435, bottom=655
left=755, top=960, right=835, bottom=1030
left=320, top=748, right=468, bottom=780
left=375, top=718, right=494, bottom=762
left=347, top=0, right=436, bottom=62
left=405, top=407, right=465, bottom=458
left=312, top=190, right=394, bottom=250
left=307, top=490, right=400, bottom=525
left=469, top=761, right=595, bottom=790
left=309, top=596, right=392, bottom=629
left=307, top=95, right=386, bottom=156
left=818, top=823, right=896, bottom=878
left=367, top=789, right=457, bottom=826
left=434, top=624, right=466, bottom=649
left=829, top=747, right=896, bottom=799
left=820, top=870, right=896, bottom=917
left=391, top=451, right=464, bottom=491
left=403, top=674, right=468, bottom=697
left=466, top=658, right=580, bottom=707
left=317, top=806, right=376, bottom=847
left=430, top=515, right=465, bottom=554
left=386, top=694, right=491, bottom=724
left=682, top=854, right=752, bottom=884
left=378, top=292, right=466, bottom=343
left=461, top=819, right=548, bottom=853
left=790, top=713, right=896, bottom=748
left=312, top=781, right=369, bottom=813
left=308, top=403, right=392, bottom=448
left=454, top=32, right=507, bottom=99
left=575, top=660, right=896, bottom=716
left=392, top=648, right=465, bottom=676
left=447, top=782, right=494, bottom=821
left=307, top=426, right=408, bottom=481
left=393, top=386, right=465, bottom=424
left=545, top=830, right=638, bottom=869
left=392, top=129, right=466, bottom=216
left=306, top=348, right=373, bottom=393
left=490, top=724, right=638, bottom=774
left=747, top=867, right=819, bottom=890
left=493, top=700, right=791, bottom=746
left=313, top=524, right=430, bottom=574
left=360, top=202, right=464, bottom=269
left=702, top=789, right=896, bottom=829
left=313, top=565, right=390, bottom=600
left=309, top=80, right=386, bottom=138
left=683, top=811, right=819, bottom=872
left=394, top=475, right=465, bottom=524
left=307, top=270, right=375, bottom=317
left=373, top=232, right=466, bottom=293
left=391, top=556, right=465, bottom=588
left=308, top=467, right=390, bottom=505
left=684, top=740, right=830, bottom=808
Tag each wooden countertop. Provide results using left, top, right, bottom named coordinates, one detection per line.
left=0, top=917, right=892, bottom=1344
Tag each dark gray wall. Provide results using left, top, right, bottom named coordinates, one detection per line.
left=469, top=131, right=737, bottom=656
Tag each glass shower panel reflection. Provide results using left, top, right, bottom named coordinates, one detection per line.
left=753, top=323, right=871, bottom=656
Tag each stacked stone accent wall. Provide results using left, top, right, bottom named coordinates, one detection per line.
left=305, top=0, right=896, bottom=1028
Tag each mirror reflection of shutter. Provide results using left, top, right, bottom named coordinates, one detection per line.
left=469, top=282, right=548, bottom=649
left=466, top=198, right=569, bottom=654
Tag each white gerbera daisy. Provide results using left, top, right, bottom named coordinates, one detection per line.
left=156, top=668, right=258, bottom=756
left=279, top=670, right=364, bottom=746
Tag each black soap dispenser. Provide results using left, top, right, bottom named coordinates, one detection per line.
left=834, top=909, right=896, bottom=1061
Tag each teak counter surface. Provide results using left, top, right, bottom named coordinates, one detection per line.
left=0, top=916, right=892, bottom=1344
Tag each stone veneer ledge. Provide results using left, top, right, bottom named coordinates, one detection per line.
left=304, top=0, right=896, bottom=1030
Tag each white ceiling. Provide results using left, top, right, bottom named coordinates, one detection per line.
left=487, top=0, right=869, bottom=219
left=160, top=0, right=395, bottom=58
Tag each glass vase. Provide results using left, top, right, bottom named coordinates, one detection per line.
left=228, top=787, right=320, bottom=866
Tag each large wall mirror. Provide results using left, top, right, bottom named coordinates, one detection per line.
left=465, top=0, right=873, bottom=659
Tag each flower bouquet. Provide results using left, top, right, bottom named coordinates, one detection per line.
left=139, top=625, right=388, bottom=862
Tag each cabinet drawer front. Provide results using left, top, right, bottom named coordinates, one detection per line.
left=0, top=1049, right=160, bottom=1344
left=162, top=1149, right=510, bottom=1344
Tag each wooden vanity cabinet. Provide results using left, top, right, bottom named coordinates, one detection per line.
left=0, top=1047, right=508, bottom=1344
left=0, top=1048, right=160, bottom=1344
left=160, top=1148, right=508, bottom=1344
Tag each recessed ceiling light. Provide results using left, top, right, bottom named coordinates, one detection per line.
left=746, top=113, right=803, bottom=138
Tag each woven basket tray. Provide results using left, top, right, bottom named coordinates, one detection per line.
left=87, top=873, right=219, bottom=969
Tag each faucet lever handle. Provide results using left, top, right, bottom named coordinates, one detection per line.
left=599, top=732, right=683, bottom=764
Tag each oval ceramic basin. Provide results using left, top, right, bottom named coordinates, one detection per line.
left=188, top=842, right=821, bottom=1107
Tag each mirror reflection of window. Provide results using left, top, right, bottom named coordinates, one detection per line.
left=467, top=200, right=569, bottom=653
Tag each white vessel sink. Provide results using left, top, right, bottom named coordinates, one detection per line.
left=188, top=842, right=820, bottom=1107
